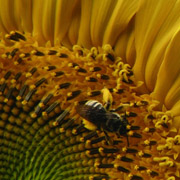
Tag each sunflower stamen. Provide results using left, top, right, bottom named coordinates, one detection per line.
left=31, top=50, right=45, bottom=56
left=19, top=52, right=30, bottom=58
left=99, top=147, right=119, bottom=154
left=80, top=131, right=98, bottom=142
left=119, top=156, right=134, bottom=163
left=115, top=165, right=130, bottom=173
left=87, top=90, right=101, bottom=97
left=16, top=84, right=28, bottom=101
left=90, top=175, right=109, bottom=180
left=11, top=48, right=19, bottom=57
left=52, top=70, right=64, bottom=77
left=47, top=50, right=57, bottom=55
left=58, top=53, right=68, bottom=58
left=14, top=57, right=23, bottom=65
left=42, top=102, right=60, bottom=116
left=4, top=88, right=15, bottom=103
left=67, top=90, right=81, bottom=100
left=86, top=77, right=98, bottom=82
left=122, top=147, right=138, bottom=154
left=86, top=148, right=99, bottom=155
left=22, top=89, right=37, bottom=105
left=44, top=65, right=56, bottom=71
left=134, top=165, right=147, bottom=171
left=129, top=175, right=143, bottom=180
left=53, top=110, right=70, bottom=126
left=72, top=124, right=85, bottom=134
left=90, top=136, right=106, bottom=145
left=60, top=118, right=75, bottom=133
left=138, top=151, right=152, bottom=158
left=5, top=31, right=26, bottom=41
left=0, top=83, right=6, bottom=95
left=1, top=71, right=11, bottom=82
left=58, top=82, right=71, bottom=89
left=39, top=93, right=53, bottom=107
left=147, top=170, right=159, bottom=177
left=89, top=67, right=102, bottom=72
left=96, top=163, right=114, bottom=169
left=31, top=77, right=46, bottom=89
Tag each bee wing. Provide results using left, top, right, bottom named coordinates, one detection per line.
left=76, top=102, right=106, bottom=125
left=76, top=103, right=91, bottom=119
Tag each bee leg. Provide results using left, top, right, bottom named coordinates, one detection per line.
left=103, top=130, right=113, bottom=145
left=105, top=100, right=111, bottom=111
left=117, top=132, right=129, bottom=147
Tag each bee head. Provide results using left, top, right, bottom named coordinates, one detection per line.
left=105, top=112, right=122, bottom=132
left=105, top=112, right=129, bottom=135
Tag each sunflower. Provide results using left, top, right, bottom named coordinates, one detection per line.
left=0, top=0, right=180, bottom=180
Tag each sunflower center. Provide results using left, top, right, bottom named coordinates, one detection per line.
left=0, top=31, right=177, bottom=180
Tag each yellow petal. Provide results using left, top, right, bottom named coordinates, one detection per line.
left=133, top=0, right=177, bottom=92
left=103, top=0, right=142, bottom=46
left=171, top=101, right=180, bottom=127
left=19, top=0, right=33, bottom=32
left=151, top=30, right=180, bottom=108
left=114, top=25, right=136, bottom=67
left=42, top=0, right=56, bottom=44
left=126, top=30, right=136, bottom=67
left=90, top=0, right=117, bottom=46
left=145, top=0, right=180, bottom=92
left=32, top=0, right=46, bottom=44
left=0, top=0, right=21, bottom=33
left=165, top=74, right=180, bottom=110
left=114, top=28, right=129, bottom=61
left=68, top=5, right=81, bottom=45
left=77, top=0, right=93, bottom=48
left=54, top=0, right=80, bottom=44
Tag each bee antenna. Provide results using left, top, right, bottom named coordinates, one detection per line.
left=109, top=108, right=116, bottom=112
left=124, top=111, right=128, bottom=118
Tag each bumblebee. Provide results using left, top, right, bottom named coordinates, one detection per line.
left=76, top=88, right=130, bottom=145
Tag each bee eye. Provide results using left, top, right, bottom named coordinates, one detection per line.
left=111, top=113, right=121, bottom=120
left=105, top=113, right=121, bottom=132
